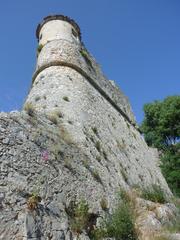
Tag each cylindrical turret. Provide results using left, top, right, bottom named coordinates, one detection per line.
left=25, top=15, right=84, bottom=114
left=36, top=15, right=81, bottom=45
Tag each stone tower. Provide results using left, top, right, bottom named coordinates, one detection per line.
left=26, top=16, right=135, bottom=117
left=25, top=15, right=138, bottom=142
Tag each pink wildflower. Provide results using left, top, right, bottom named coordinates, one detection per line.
left=41, top=150, right=49, bottom=162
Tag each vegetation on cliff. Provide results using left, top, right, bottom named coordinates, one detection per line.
left=141, top=95, right=180, bottom=196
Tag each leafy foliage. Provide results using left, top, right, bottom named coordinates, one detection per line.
left=106, top=201, right=136, bottom=240
left=80, top=48, right=93, bottom=68
left=69, top=200, right=98, bottom=236
left=141, top=96, right=180, bottom=196
left=37, top=44, right=43, bottom=55
left=91, top=191, right=137, bottom=240
left=141, top=96, right=180, bottom=149
left=70, top=200, right=89, bottom=234
left=141, top=184, right=167, bottom=203
left=160, top=143, right=180, bottom=196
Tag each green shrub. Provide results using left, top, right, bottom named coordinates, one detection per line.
left=96, top=155, right=101, bottom=162
left=64, top=159, right=74, bottom=172
left=82, top=159, right=89, bottom=169
left=35, top=96, right=40, bottom=102
left=70, top=200, right=89, bottom=234
left=102, top=150, right=107, bottom=160
left=92, top=190, right=137, bottom=240
left=51, top=143, right=63, bottom=160
left=141, top=185, right=167, bottom=203
left=80, top=49, right=93, bottom=68
left=165, top=199, right=180, bottom=233
left=63, top=96, right=70, bottom=102
left=106, top=201, right=136, bottom=240
left=117, top=139, right=126, bottom=151
left=37, top=44, right=43, bottom=55
left=95, top=141, right=101, bottom=152
left=91, top=169, right=102, bottom=184
left=47, top=113, right=58, bottom=125
left=90, top=228, right=106, bottom=240
left=24, top=103, right=35, bottom=117
left=120, top=168, right=128, bottom=183
left=59, top=126, right=73, bottom=144
left=167, top=216, right=180, bottom=233
left=100, top=198, right=108, bottom=210
left=92, top=127, right=98, bottom=135
left=160, top=143, right=180, bottom=197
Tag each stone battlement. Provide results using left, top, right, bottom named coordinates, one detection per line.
left=36, top=14, right=81, bottom=41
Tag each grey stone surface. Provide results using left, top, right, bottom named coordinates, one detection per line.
left=0, top=111, right=177, bottom=239
left=32, top=38, right=136, bottom=124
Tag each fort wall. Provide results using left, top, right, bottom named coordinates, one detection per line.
left=26, top=16, right=136, bottom=126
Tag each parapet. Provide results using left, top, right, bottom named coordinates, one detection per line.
left=36, top=15, right=81, bottom=45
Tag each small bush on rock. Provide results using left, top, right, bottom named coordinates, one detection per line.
left=91, top=169, right=102, bottom=184
left=35, top=96, right=40, bottom=102
left=24, top=103, right=35, bottom=117
left=95, top=141, right=101, bottom=152
left=141, top=184, right=167, bottom=203
left=63, top=96, right=70, bottom=102
left=27, top=193, right=41, bottom=211
left=70, top=200, right=89, bottom=234
left=92, top=127, right=98, bottom=135
left=91, top=190, right=137, bottom=240
left=47, top=113, right=58, bottom=125
left=82, top=159, right=89, bottom=169
left=90, top=228, right=106, bottom=240
left=120, top=168, right=128, bottom=183
left=100, top=198, right=108, bottom=211
left=80, top=48, right=93, bottom=69
left=37, top=44, right=43, bottom=55
left=60, top=126, right=73, bottom=144
left=64, top=159, right=74, bottom=172
left=105, top=191, right=137, bottom=240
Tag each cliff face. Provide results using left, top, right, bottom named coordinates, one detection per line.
left=0, top=15, right=179, bottom=240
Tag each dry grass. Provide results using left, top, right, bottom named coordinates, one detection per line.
left=24, top=103, right=35, bottom=117
left=27, top=194, right=40, bottom=211
left=100, top=198, right=108, bottom=211
left=59, top=126, right=74, bottom=144
left=47, top=113, right=58, bottom=125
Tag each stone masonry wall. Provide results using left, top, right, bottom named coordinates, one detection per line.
left=26, top=66, right=170, bottom=193
left=0, top=107, right=173, bottom=239
left=31, top=39, right=136, bottom=124
left=38, top=20, right=80, bottom=46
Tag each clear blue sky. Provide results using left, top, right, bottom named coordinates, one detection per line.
left=0, top=0, right=179, bottom=123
